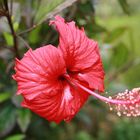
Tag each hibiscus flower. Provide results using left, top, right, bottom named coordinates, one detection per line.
left=13, top=16, right=140, bottom=123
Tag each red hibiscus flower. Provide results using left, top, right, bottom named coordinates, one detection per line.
left=13, top=16, right=140, bottom=123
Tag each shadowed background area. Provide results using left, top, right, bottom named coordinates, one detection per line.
left=0, top=0, right=140, bottom=140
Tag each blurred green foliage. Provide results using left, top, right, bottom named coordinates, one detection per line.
left=0, top=0, right=140, bottom=140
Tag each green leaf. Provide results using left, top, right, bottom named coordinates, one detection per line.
left=17, top=108, right=31, bottom=132
left=111, top=42, right=129, bottom=68
left=0, top=92, right=11, bottom=103
left=3, top=32, right=13, bottom=46
left=124, top=64, right=140, bottom=88
left=13, top=22, right=19, bottom=32
left=34, top=0, right=64, bottom=24
left=28, top=26, right=41, bottom=44
left=5, top=134, right=25, bottom=140
left=76, top=131, right=93, bottom=140
left=104, top=27, right=127, bottom=43
left=118, top=0, right=130, bottom=15
left=12, top=95, right=23, bottom=107
left=0, top=104, right=16, bottom=136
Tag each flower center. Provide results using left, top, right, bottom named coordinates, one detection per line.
left=58, top=69, right=78, bottom=82
left=58, top=75, right=65, bottom=81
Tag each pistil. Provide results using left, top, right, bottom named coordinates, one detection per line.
left=64, top=74, right=140, bottom=117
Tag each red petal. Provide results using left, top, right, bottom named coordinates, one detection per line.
left=13, top=45, right=66, bottom=100
left=50, top=16, right=104, bottom=92
left=77, top=61, right=105, bottom=92
left=22, top=82, right=89, bottom=123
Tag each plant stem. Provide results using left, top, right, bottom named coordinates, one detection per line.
left=17, top=36, right=30, bottom=49
left=3, top=0, right=20, bottom=58
left=17, top=24, right=37, bottom=36
left=17, top=0, right=78, bottom=36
